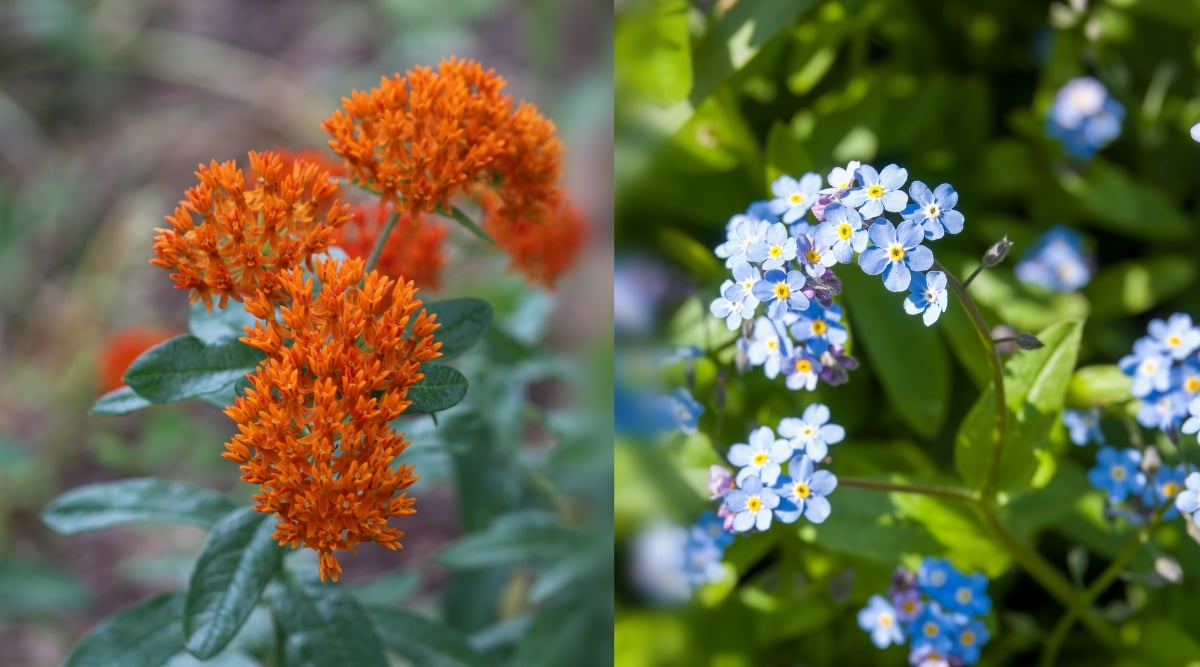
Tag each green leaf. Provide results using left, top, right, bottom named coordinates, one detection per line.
left=1068, top=364, right=1132, bottom=408
left=0, top=559, right=90, bottom=615
left=426, top=298, right=492, bottom=359
left=955, top=320, right=1083, bottom=494
left=441, top=204, right=495, bottom=244
left=189, top=300, right=257, bottom=344
left=124, top=335, right=265, bottom=404
left=43, top=478, right=241, bottom=534
left=64, top=592, right=185, bottom=667
left=840, top=269, right=950, bottom=439
left=764, top=121, right=813, bottom=187
left=808, top=486, right=940, bottom=564
left=367, top=607, right=491, bottom=667
left=270, top=574, right=389, bottom=667
left=184, top=507, right=284, bottom=659
left=437, top=512, right=580, bottom=569
left=1060, top=161, right=1191, bottom=241
left=407, top=364, right=469, bottom=413
left=1084, top=256, right=1197, bottom=319
left=614, top=0, right=693, bottom=105
left=348, top=571, right=421, bottom=608
left=90, top=386, right=153, bottom=416
left=892, top=494, right=1010, bottom=577
left=513, top=598, right=609, bottom=667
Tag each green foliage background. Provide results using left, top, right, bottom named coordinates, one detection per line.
left=615, top=1, right=1200, bottom=666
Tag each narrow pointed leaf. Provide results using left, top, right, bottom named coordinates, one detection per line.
left=90, top=386, right=153, bottom=416
left=184, top=507, right=284, bottom=659
left=367, top=607, right=491, bottom=667
left=407, top=364, right=469, bottom=413
left=270, top=574, right=389, bottom=667
left=64, top=592, right=185, bottom=667
left=124, top=334, right=264, bottom=404
left=43, top=478, right=240, bottom=534
left=426, top=299, right=492, bottom=359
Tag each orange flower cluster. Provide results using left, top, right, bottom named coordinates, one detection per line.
left=96, top=327, right=179, bottom=393
left=222, top=257, right=441, bottom=581
left=321, top=57, right=563, bottom=227
left=481, top=191, right=587, bottom=288
left=151, top=151, right=351, bottom=310
left=334, top=203, right=447, bottom=290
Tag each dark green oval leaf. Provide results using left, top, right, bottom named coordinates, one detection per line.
left=427, top=298, right=492, bottom=359
left=91, top=386, right=153, bottom=416
left=367, top=607, right=490, bottom=667
left=124, top=335, right=265, bottom=405
left=437, top=512, right=580, bottom=569
left=189, top=300, right=257, bottom=345
left=407, top=364, right=468, bottom=413
left=43, top=478, right=241, bottom=534
left=64, top=592, right=185, bottom=667
left=270, top=574, right=389, bottom=667
left=184, top=507, right=284, bottom=659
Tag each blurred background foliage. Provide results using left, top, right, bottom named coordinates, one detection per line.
left=0, top=0, right=611, bottom=665
left=615, top=1, right=1200, bottom=665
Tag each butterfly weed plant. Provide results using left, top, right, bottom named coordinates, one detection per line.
left=43, top=58, right=602, bottom=667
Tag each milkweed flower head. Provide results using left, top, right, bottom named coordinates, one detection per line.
left=223, top=256, right=441, bottom=582
left=151, top=150, right=352, bottom=310
left=481, top=189, right=586, bottom=288
left=333, top=203, right=447, bottom=290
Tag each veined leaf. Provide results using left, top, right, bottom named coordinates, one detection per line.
left=43, top=478, right=240, bottom=534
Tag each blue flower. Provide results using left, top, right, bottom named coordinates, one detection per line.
left=903, top=270, right=949, bottom=326
left=935, top=571, right=991, bottom=618
left=768, top=173, right=823, bottom=223
left=724, top=475, right=781, bottom=532
left=709, top=279, right=758, bottom=330
left=777, top=403, right=845, bottom=461
left=1174, top=360, right=1200, bottom=401
left=784, top=350, right=823, bottom=391
left=823, top=160, right=862, bottom=195
left=1014, top=226, right=1092, bottom=293
left=746, top=316, right=792, bottom=379
left=858, top=594, right=905, bottom=648
left=890, top=588, right=923, bottom=623
left=908, top=603, right=956, bottom=657
left=1148, top=464, right=1188, bottom=519
left=1119, top=337, right=1173, bottom=398
left=1062, top=408, right=1105, bottom=446
left=903, top=181, right=964, bottom=240
left=795, top=232, right=838, bottom=278
left=747, top=222, right=797, bottom=271
left=1182, top=396, right=1200, bottom=440
left=1192, top=123, right=1200, bottom=142
left=789, top=302, right=848, bottom=356
left=843, top=164, right=909, bottom=219
left=1087, top=446, right=1146, bottom=503
left=1134, top=390, right=1187, bottom=432
left=952, top=618, right=990, bottom=665
left=715, top=216, right=769, bottom=268
left=814, top=203, right=868, bottom=264
left=753, top=269, right=810, bottom=320
left=1147, top=313, right=1200, bottom=361
left=858, top=219, right=934, bottom=292
left=916, top=558, right=960, bottom=601
left=629, top=521, right=691, bottom=603
left=1174, top=472, right=1200, bottom=523
left=727, top=425, right=791, bottom=486
left=773, top=454, right=837, bottom=524
left=1045, top=77, right=1124, bottom=158
left=669, top=388, right=703, bottom=435
left=690, top=510, right=734, bottom=550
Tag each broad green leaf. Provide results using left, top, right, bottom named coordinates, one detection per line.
left=426, top=298, right=492, bottom=359
left=955, top=320, right=1083, bottom=494
left=184, top=507, right=284, bottom=659
left=840, top=269, right=950, bottom=439
left=64, top=592, right=185, bottom=667
left=1060, top=161, right=1191, bottom=241
left=614, top=0, right=693, bottom=105
left=43, top=478, right=240, bottom=534
left=807, top=486, right=940, bottom=564
left=189, top=300, right=257, bottom=345
left=892, top=494, right=1010, bottom=577
left=124, top=335, right=264, bottom=404
left=90, top=386, right=153, bottom=416
left=407, top=364, right=468, bottom=413
left=1068, top=364, right=1132, bottom=408
left=348, top=571, right=421, bottom=608
left=367, top=607, right=490, bottom=667
left=270, top=574, right=389, bottom=667
left=437, top=512, right=580, bottom=569
left=529, top=543, right=607, bottom=604
left=1084, top=256, right=1197, bottom=319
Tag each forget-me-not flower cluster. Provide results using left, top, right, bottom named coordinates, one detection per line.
left=858, top=559, right=992, bottom=666
left=709, top=162, right=968, bottom=391
left=1044, top=76, right=1125, bottom=159
left=1014, top=225, right=1093, bottom=293
left=629, top=511, right=732, bottom=604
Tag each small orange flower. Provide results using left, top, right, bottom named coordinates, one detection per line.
left=271, top=147, right=348, bottom=180
left=222, top=257, right=441, bottom=582
left=334, top=203, right=447, bottom=290
left=96, top=327, right=179, bottom=393
left=321, top=57, right=563, bottom=227
left=481, top=190, right=586, bottom=288
left=150, top=150, right=352, bottom=310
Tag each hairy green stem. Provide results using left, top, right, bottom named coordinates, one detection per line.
left=363, top=211, right=401, bottom=275
left=933, top=261, right=1008, bottom=499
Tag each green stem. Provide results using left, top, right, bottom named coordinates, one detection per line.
left=837, top=476, right=976, bottom=503
left=363, top=211, right=400, bottom=275
left=934, top=260, right=1008, bottom=499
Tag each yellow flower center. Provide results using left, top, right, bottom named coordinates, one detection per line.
left=926, top=204, right=940, bottom=218
left=746, top=496, right=762, bottom=512
left=788, top=192, right=804, bottom=205
left=793, top=482, right=811, bottom=499
left=867, top=185, right=884, bottom=199
left=923, top=622, right=940, bottom=638
left=888, top=244, right=905, bottom=261
left=811, top=320, right=827, bottom=335
left=961, top=630, right=975, bottom=646
left=742, top=278, right=755, bottom=291
left=752, top=452, right=769, bottom=466
left=774, top=283, right=790, bottom=299
left=805, top=248, right=821, bottom=263
left=879, top=613, right=894, bottom=627
left=1164, top=481, right=1180, bottom=497
left=1168, top=334, right=1182, bottom=347
left=766, top=339, right=778, bottom=351
left=902, top=600, right=917, bottom=613
left=956, top=587, right=972, bottom=604
left=795, top=359, right=812, bottom=373
left=838, top=223, right=853, bottom=240
left=769, top=245, right=783, bottom=258
left=1111, top=466, right=1127, bottom=481
left=1186, top=376, right=1200, bottom=393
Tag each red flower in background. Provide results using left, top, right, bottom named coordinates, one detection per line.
left=334, top=203, right=447, bottom=290
left=481, top=190, right=586, bottom=288
left=96, top=327, right=179, bottom=393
